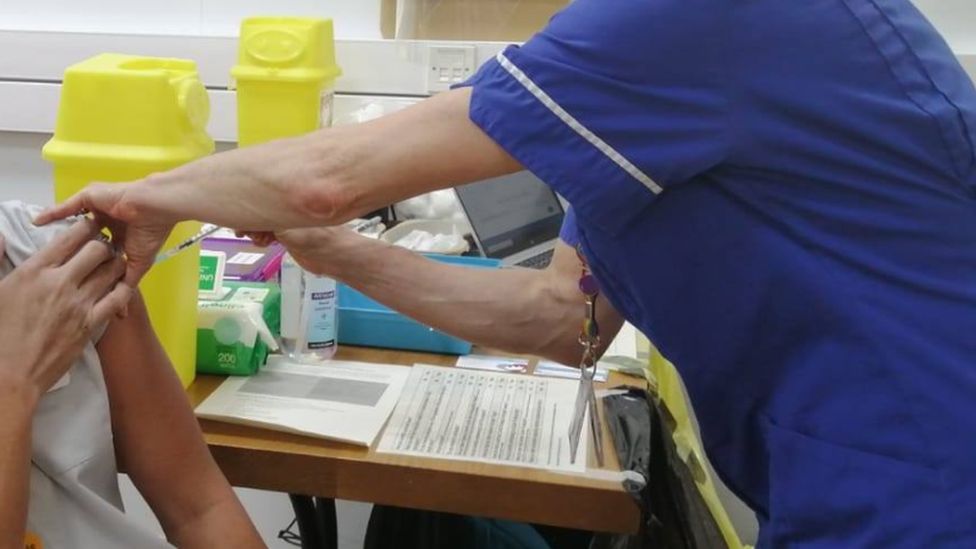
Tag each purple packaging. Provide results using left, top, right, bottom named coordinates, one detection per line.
left=202, top=237, right=285, bottom=281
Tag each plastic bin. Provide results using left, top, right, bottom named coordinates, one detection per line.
left=232, top=17, right=342, bottom=146
left=337, top=254, right=500, bottom=355
left=42, top=54, right=215, bottom=388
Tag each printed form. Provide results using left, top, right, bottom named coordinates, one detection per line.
left=377, top=365, right=587, bottom=473
left=196, top=357, right=410, bottom=446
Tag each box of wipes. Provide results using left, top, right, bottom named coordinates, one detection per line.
left=197, top=282, right=281, bottom=376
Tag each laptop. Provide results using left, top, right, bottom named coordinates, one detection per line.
left=455, top=172, right=565, bottom=269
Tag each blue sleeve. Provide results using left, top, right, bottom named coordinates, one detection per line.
left=462, top=0, right=731, bottom=235
left=559, top=207, right=580, bottom=247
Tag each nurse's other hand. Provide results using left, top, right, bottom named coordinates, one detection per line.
left=236, top=231, right=277, bottom=248
left=275, top=226, right=367, bottom=279
left=34, top=181, right=173, bottom=286
left=0, top=220, right=132, bottom=402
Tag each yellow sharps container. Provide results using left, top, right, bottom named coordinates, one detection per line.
left=43, top=54, right=215, bottom=388
left=232, top=17, right=342, bottom=146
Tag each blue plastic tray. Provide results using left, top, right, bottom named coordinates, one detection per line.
left=337, top=254, right=501, bottom=355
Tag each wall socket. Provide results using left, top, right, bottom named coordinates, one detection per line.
left=426, top=45, right=477, bottom=93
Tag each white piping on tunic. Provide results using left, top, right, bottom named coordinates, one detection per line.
left=495, top=51, right=663, bottom=195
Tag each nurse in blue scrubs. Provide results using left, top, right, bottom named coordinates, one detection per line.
left=41, top=1, right=976, bottom=545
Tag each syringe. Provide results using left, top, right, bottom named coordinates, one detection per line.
left=154, top=224, right=222, bottom=265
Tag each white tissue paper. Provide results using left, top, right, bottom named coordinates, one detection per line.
left=394, top=189, right=469, bottom=225
left=393, top=229, right=468, bottom=253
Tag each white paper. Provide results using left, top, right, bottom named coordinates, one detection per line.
left=47, top=372, right=70, bottom=393
left=229, top=287, right=270, bottom=303
left=195, top=357, right=411, bottom=447
left=227, top=251, right=264, bottom=265
left=604, top=323, right=640, bottom=359
left=378, top=365, right=587, bottom=472
left=209, top=228, right=251, bottom=241
left=534, top=360, right=608, bottom=383
left=455, top=354, right=529, bottom=374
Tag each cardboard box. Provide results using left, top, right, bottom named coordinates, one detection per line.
left=197, top=282, right=281, bottom=376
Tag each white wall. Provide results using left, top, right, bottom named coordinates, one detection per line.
left=0, top=1, right=972, bottom=48
left=0, top=133, right=50, bottom=204
left=0, top=0, right=383, bottom=39
left=916, top=0, right=976, bottom=51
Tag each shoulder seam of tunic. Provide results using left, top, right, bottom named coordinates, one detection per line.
left=494, top=51, right=664, bottom=195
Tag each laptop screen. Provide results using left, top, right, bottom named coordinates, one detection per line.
left=455, top=172, right=565, bottom=260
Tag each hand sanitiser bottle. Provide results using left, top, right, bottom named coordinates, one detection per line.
left=281, top=254, right=338, bottom=362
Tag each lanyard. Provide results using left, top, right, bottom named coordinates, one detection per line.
left=577, top=245, right=601, bottom=367
left=568, top=244, right=605, bottom=466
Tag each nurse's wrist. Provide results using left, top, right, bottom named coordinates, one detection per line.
left=326, top=231, right=392, bottom=282
left=131, top=173, right=192, bottom=225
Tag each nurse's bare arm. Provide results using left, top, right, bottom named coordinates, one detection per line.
left=278, top=227, right=624, bottom=366
left=95, top=295, right=263, bottom=549
left=38, top=88, right=520, bottom=284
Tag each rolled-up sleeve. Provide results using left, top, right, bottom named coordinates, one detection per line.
left=462, top=0, right=731, bottom=235
left=559, top=207, right=581, bottom=247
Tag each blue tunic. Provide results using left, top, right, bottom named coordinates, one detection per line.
left=463, top=0, right=976, bottom=546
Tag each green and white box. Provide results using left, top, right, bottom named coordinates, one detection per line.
left=197, top=282, right=281, bottom=376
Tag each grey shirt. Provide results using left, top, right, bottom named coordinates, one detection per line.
left=0, top=201, right=171, bottom=549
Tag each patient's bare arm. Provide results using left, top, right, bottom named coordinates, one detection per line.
left=96, top=294, right=263, bottom=549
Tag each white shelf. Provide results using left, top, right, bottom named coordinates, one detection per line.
left=0, top=30, right=506, bottom=94
left=0, top=29, right=505, bottom=140
left=0, top=30, right=973, bottom=142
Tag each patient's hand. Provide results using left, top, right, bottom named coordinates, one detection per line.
left=0, top=218, right=130, bottom=402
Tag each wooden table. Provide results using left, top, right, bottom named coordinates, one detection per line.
left=188, top=346, right=642, bottom=535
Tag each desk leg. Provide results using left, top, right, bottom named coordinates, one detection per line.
left=289, top=495, right=324, bottom=549
left=314, top=497, right=339, bottom=549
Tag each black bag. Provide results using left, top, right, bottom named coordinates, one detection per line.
left=591, top=388, right=727, bottom=549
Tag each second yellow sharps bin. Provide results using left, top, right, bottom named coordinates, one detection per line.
left=43, top=53, right=215, bottom=388
left=232, top=17, right=342, bottom=146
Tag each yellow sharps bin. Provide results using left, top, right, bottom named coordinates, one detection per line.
left=232, top=17, right=342, bottom=146
left=43, top=54, right=215, bottom=388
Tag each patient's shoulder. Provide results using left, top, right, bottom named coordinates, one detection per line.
left=0, top=201, right=112, bottom=341
left=0, top=200, right=78, bottom=267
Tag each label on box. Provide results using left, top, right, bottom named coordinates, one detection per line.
left=199, top=252, right=225, bottom=294
left=230, top=287, right=271, bottom=304
left=216, top=344, right=240, bottom=371
left=228, top=252, right=264, bottom=265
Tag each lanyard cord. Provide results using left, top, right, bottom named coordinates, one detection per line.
left=577, top=245, right=601, bottom=374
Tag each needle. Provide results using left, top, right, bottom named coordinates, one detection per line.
left=154, top=224, right=222, bottom=264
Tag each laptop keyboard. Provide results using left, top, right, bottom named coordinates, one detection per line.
left=515, top=249, right=554, bottom=269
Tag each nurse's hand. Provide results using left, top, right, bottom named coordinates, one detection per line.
left=275, top=226, right=371, bottom=279
left=34, top=182, right=173, bottom=286
left=0, top=219, right=131, bottom=404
